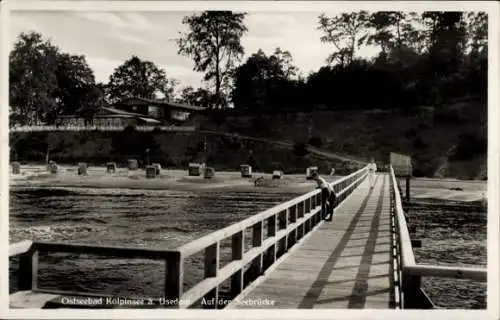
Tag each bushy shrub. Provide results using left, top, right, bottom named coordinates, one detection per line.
left=308, top=136, right=323, bottom=148
left=413, top=138, right=427, bottom=149
left=293, top=142, right=309, bottom=157
left=404, top=128, right=418, bottom=139
left=451, top=133, right=486, bottom=161
left=123, top=125, right=137, bottom=134
left=433, top=108, right=468, bottom=125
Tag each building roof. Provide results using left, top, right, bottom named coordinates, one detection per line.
left=138, top=117, right=162, bottom=124
left=117, top=97, right=208, bottom=112
left=97, top=107, right=148, bottom=118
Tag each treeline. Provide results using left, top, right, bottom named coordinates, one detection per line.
left=9, top=33, right=178, bottom=126
left=232, top=12, right=487, bottom=111
left=9, top=11, right=487, bottom=126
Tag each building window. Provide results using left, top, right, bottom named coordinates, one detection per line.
left=171, top=111, right=190, bottom=121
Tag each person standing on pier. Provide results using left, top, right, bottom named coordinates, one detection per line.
left=311, top=172, right=336, bottom=221
left=368, top=158, right=377, bottom=188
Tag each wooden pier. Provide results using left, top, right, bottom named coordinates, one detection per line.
left=9, top=163, right=487, bottom=309
left=229, top=174, right=392, bottom=309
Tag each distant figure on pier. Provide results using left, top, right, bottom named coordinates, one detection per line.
left=311, top=172, right=336, bottom=221
left=368, top=158, right=377, bottom=189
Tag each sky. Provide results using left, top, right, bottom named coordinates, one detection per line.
left=9, top=11, right=383, bottom=92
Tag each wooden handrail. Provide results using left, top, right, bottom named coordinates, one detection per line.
left=389, top=166, right=416, bottom=267
left=406, top=264, right=487, bottom=281
left=9, top=240, right=180, bottom=260
left=9, top=240, right=182, bottom=300
left=178, top=166, right=368, bottom=258
left=177, top=165, right=369, bottom=308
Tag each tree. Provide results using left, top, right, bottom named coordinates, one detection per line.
left=318, top=11, right=371, bottom=67
left=10, top=31, right=104, bottom=125
left=177, top=86, right=213, bottom=108
left=177, top=11, right=247, bottom=109
left=79, top=84, right=106, bottom=125
left=270, top=48, right=299, bottom=80
left=367, top=12, right=425, bottom=59
left=106, top=55, right=176, bottom=103
left=10, top=32, right=59, bottom=125
left=422, top=12, right=467, bottom=64
left=232, top=48, right=301, bottom=110
left=465, top=12, right=487, bottom=56
left=366, top=12, right=426, bottom=74
left=53, top=53, right=97, bottom=117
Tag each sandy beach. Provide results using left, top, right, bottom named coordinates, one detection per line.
left=410, top=177, right=486, bottom=203
left=9, top=164, right=323, bottom=194
left=10, top=164, right=487, bottom=202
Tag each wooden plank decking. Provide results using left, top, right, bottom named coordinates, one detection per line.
left=231, top=173, right=394, bottom=309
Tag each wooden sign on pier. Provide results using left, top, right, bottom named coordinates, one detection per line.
left=390, top=152, right=412, bottom=202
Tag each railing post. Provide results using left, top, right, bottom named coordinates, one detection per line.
left=231, top=231, right=244, bottom=298
left=203, top=242, right=220, bottom=309
left=304, top=200, right=312, bottom=234
left=402, top=271, right=422, bottom=309
left=278, top=210, right=288, bottom=256
left=297, top=202, right=305, bottom=240
left=18, top=249, right=38, bottom=291
left=288, top=205, right=297, bottom=248
left=165, top=251, right=183, bottom=308
left=264, top=215, right=277, bottom=271
left=251, top=222, right=263, bottom=279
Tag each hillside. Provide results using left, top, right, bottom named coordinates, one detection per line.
left=9, top=129, right=355, bottom=175
left=9, top=99, right=486, bottom=179
left=198, top=99, right=487, bottom=180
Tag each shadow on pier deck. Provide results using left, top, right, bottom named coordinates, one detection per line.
left=229, top=175, right=393, bottom=309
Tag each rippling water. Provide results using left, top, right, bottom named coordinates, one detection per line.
left=10, top=187, right=295, bottom=297
left=408, top=205, right=486, bottom=309
left=9, top=187, right=486, bottom=308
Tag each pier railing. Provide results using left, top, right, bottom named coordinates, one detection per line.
left=389, top=166, right=487, bottom=309
left=10, top=166, right=368, bottom=308
left=9, top=240, right=182, bottom=303
left=175, top=165, right=368, bottom=308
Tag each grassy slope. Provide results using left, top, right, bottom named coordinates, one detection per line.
left=200, top=100, right=486, bottom=180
